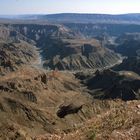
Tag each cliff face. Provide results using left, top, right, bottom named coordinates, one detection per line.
left=43, top=38, right=121, bottom=70
left=111, top=33, right=140, bottom=75
left=10, top=24, right=78, bottom=41
left=114, top=33, right=140, bottom=57
left=0, top=41, right=37, bottom=75
left=0, top=26, right=37, bottom=75
left=76, top=69, right=140, bottom=101
left=64, top=23, right=140, bottom=37
left=113, top=57, right=140, bottom=75
left=0, top=26, right=10, bottom=40
left=2, top=24, right=121, bottom=71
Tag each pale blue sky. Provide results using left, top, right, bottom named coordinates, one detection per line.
left=0, top=0, right=140, bottom=15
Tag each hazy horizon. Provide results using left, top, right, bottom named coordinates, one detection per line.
left=1, top=12, right=140, bottom=16
left=0, top=0, right=140, bottom=15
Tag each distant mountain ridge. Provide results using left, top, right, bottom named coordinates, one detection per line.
left=1, top=13, right=140, bottom=24
left=43, top=13, right=140, bottom=23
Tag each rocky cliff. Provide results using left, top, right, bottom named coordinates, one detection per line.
left=76, top=69, right=140, bottom=101
left=1, top=23, right=122, bottom=71
left=42, top=38, right=121, bottom=70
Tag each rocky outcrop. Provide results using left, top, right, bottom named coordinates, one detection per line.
left=10, top=24, right=78, bottom=42
left=57, top=103, right=83, bottom=118
left=76, top=69, right=140, bottom=101
left=0, top=41, right=37, bottom=75
left=0, top=26, right=10, bottom=40
left=111, top=33, right=140, bottom=75
left=113, top=56, right=140, bottom=75
left=34, top=73, right=48, bottom=84
left=43, top=38, right=121, bottom=70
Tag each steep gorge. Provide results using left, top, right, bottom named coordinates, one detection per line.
left=2, top=23, right=122, bottom=71
left=0, top=21, right=139, bottom=140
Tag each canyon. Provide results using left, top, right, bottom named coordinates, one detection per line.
left=0, top=14, right=140, bottom=139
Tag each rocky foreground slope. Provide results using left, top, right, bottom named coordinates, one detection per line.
left=0, top=66, right=94, bottom=139
left=0, top=67, right=140, bottom=139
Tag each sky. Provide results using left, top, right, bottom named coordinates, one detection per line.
left=0, top=0, right=140, bottom=15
